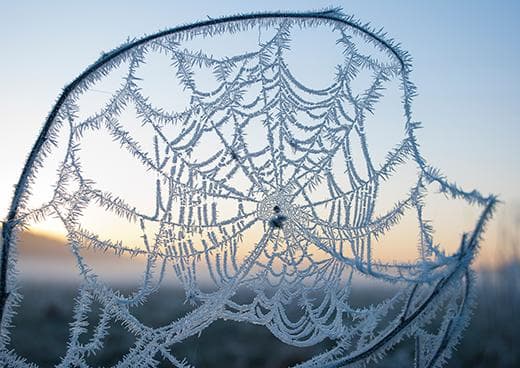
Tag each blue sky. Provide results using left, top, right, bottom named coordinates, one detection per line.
left=1, top=0, right=519, bottom=267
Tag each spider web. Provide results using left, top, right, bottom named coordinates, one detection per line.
left=0, top=9, right=496, bottom=368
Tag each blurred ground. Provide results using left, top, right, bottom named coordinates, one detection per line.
left=4, top=226, right=520, bottom=367
left=7, top=262, right=519, bottom=368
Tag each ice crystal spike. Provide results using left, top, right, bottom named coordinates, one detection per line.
left=0, top=9, right=496, bottom=367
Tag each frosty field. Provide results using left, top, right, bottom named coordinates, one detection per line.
left=10, top=270, right=518, bottom=367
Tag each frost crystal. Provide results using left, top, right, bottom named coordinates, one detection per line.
left=0, top=9, right=496, bottom=367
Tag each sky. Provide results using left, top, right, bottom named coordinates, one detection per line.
left=1, top=0, right=519, bottom=270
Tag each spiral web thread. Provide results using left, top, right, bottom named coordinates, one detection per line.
left=0, top=9, right=496, bottom=368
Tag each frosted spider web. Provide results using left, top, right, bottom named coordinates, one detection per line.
left=0, top=9, right=497, bottom=368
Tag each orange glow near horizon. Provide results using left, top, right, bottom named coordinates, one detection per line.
left=17, top=213, right=505, bottom=272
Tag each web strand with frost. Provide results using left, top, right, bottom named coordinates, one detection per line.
left=0, top=9, right=496, bottom=368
